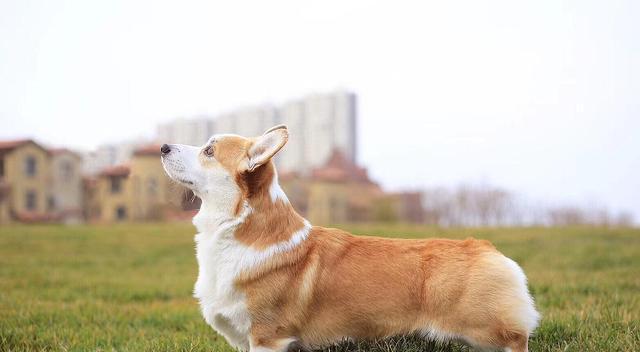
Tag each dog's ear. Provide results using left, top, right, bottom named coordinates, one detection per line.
left=244, top=125, right=288, bottom=172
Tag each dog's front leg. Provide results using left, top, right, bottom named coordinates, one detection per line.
left=249, top=339, right=295, bottom=352
left=249, top=326, right=307, bottom=352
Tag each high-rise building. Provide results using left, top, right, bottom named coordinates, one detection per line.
left=82, top=140, right=144, bottom=175
left=154, top=90, right=357, bottom=174
left=297, top=91, right=357, bottom=173
left=232, top=105, right=279, bottom=138
left=156, top=116, right=215, bottom=146
left=278, top=100, right=307, bottom=172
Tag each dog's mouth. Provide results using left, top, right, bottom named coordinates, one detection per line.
left=160, top=158, right=193, bottom=186
left=178, top=178, right=194, bottom=185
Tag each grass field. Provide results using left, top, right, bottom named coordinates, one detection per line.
left=1, top=224, right=638, bottom=352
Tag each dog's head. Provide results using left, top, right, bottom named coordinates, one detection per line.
left=160, top=125, right=289, bottom=216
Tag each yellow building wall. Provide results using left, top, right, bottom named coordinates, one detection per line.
left=94, top=175, right=132, bottom=223
left=129, top=155, right=172, bottom=221
left=306, top=181, right=386, bottom=225
left=307, top=182, right=349, bottom=225
left=0, top=195, right=9, bottom=224
left=4, top=144, right=51, bottom=216
left=91, top=155, right=174, bottom=223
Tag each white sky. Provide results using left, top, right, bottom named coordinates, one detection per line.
left=1, top=0, right=639, bottom=219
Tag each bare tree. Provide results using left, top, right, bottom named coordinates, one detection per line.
left=420, top=183, right=634, bottom=228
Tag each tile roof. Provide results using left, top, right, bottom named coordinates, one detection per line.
left=311, top=150, right=373, bottom=183
left=0, top=139, right=33, bottom=152
left=99, top=164, right=130, bottom=177
left=0, top=139, right=51, bottom=155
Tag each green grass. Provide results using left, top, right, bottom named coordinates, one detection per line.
left=1, top=224, right=638, bottom=351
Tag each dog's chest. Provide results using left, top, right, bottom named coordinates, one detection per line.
left=193, top=233, right=252, bottom=341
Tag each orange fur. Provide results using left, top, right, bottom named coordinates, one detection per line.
left=187, top=130, right=538, bottom=352
left=236, top=227, right=531, bottom=350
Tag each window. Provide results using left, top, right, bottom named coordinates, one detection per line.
left=48, top=196, right=56, bottom=211
left=25, top=191, right=37, bottom=211
left=0, top=158, right=4, bottom=177
left=25, top=156, right=37, bottom=177
left=61, top=161, right=74, bottom=180
left=116, top=206, right=127, bottom=220
left=111, top=177, right=122, bottom=193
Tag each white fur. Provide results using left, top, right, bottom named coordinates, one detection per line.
left=269, top=169, right=290, bottom=203
left=161, top=137, right=310, bottom=352
left=193, top=203, right=253, bottom=351
left=161, top=142, right=241, bottom=212
left=207, top=134, right=243, bottom=145
left=502, top=256, right=541, bottom=333
left=193, top=207, right=311, bottom=352
left=161, top=139, right=539, bottom=351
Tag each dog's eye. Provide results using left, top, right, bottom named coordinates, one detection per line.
left=203, top=146, right=214, bottom=157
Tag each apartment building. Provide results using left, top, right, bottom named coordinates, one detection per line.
left=91, top=164, right=131, bottom=222
left=129, top=145, right=173, bottom=220
left=229, top=105, right=279, bottom=138
left=86, top=144, right=178, bottom=223
left=156, top=116, right=215, bottom=146
left=0, top=140, right=52, bottom=223
left=156, top=90, right=358, bottom=175
left=298, top=91, right=357, bottom=172
left=82, top=139, right=150, bottom=176
left=50, top=149, right=84, bottom=223
left=279, top=150, right=424, bottom=225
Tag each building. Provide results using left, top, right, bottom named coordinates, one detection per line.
left=156, top=116, right=215, bottom=146
left=155, top=90, right=358, bottom=175
left=82, top=145, right=118, bottom=175
left=232, top=105, right=279, bottom=138
left=0, top=139, right=53, bottom=223
left=50, top=149, right=84, bottom=223
left=82, top=177, right=99, bottom=222
left=277, top=100, right=307, bottom=172
left=391, top=191, right=425, bottom=224
left=298, top=91, right=357, bottom=173
left=83, top=140, right=150, bottom=176
left=128, top=145, right=174, bottom=220
left=91, top=164, right=131, bottom=222
left=0, top=178, right=9, bottom=223
left=280, top=150, right=425, bottom=225
left=280, top=150, right=384, bottom=225
left=85, top=144, right=181, bottom=223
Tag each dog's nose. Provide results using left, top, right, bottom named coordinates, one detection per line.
left=160, top=144, right=171, bottom=155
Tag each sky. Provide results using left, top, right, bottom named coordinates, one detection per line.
left=1, top=0, right=639, bottom=220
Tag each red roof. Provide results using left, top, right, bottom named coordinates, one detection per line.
left=0, top=139, right=33, bottom=152
left=83, top=176, right=98, bottom=188
left=311, top=150, right=372, bottom=183
left=134, top=144, right=162, bottom=156
left=99, top=164, right=130, bottom=177
left=0, top=139, right=50, bottom=155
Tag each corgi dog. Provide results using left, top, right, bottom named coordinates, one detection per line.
left=160, top=125, right=540, bottom=352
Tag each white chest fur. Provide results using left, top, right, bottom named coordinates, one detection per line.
left=192, top=202, right=311, bottom=351
left=194, top=231, right=252, bottom=351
